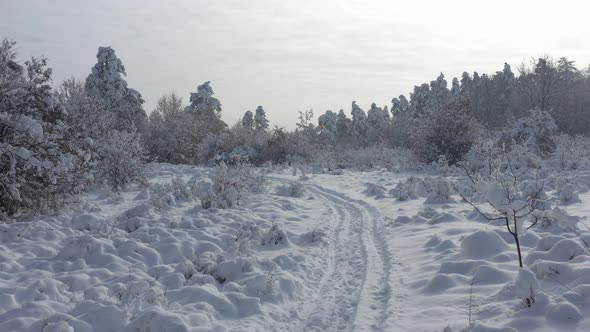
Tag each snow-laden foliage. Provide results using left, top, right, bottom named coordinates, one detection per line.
left=502, top=109, right=558, bottom=156
left=96, top=130, right=145, bottom=190
left=413, top=97, right=477, bottom=165
left=0, top=40, right=82, bottom=218
left=196, top=162, right=267, bottom=209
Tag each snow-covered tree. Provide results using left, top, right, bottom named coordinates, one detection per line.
left=391, top=95, right=410, bottom=117
left=367, top=103, right=385, bottom=142
left=85, top=46, right=147, bottom=131
left=254, top=106, right=269, bottom=131
left=186, top=81, right=222, bottom=116
left=351, top=101, right=368, bottom=139
left=427, top=73, right=450, bottom=112
left=0, top=40, right=80, bottom=217
left=336, top=109, right=353, bottom=142
left=242, top=110, right=254, bottom=130
left=382, top=105, right=390, bottom=121
left=318, top=110, right=338, bottom=141
left=413, top=97, right=476, bottom=165
left=451, top=77, right=460, bottom=96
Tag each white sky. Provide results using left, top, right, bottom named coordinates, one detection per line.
left=2, top=0, right=589, bottom=128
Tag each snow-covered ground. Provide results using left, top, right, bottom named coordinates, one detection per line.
left=1, top=164, right=589, bottom=331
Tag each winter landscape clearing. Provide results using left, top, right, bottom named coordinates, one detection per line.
left=4, top=1, right=590, bottom=331
left=2, top=163, right=590, bottom=331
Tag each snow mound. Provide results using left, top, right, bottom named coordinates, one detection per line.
left=460, top=230, right=509, bottom=259
left=362, top=182, right=387, bottom=198
left=545, top=301, right=582, bottom=322
left=525, top=238, right=587, bottom=265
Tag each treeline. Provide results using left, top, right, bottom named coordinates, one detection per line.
left=2, top=38, right=589, bottom=218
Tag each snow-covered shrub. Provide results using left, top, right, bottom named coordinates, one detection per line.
left=557, top=183, right=580, bottom=205
left=503, top=109, right=557, bottom=157
left=233, top=222, right=262, bottom=255
left=550, top=134, right=590, bottom=170
left=389, top=177, right=429, bottom=201
left=275, top=182, right=305, bottom=198
left=195, top=162, right=266, bottom=209
left=170, top=177, right=193, bottom=200
left=424, top=178, right=452, bottom=204
left=96, top=130, right=145, bottom=190
left=261, top=223, right=289, bottom=246
left=458, top=149, right=551, bottom=268
left=515, top=267, right=539, bottom=307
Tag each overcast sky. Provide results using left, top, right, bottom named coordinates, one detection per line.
left=2, top=0, right=589, bottom=128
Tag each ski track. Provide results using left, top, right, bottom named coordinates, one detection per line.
left=274, top=178, right=397, bottom=332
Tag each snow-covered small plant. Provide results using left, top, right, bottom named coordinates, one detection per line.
left=550, top=134, right=590, bottom=170
left=261, top=222, right=289, bottom=246
left=276, top=182, right=305, bottom=198
left=233, top=222, right=262, bottom=255
left=458, top=154, right=550, bottom=268
left=194, top=180, right=214, bottom=209
left=515, top=267, right=539, bottom=307
left=195, top=161, right=265, bottom=209
left=170, top=177, right=193, bottom=200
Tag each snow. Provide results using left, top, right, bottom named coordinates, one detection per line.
left=1, top=164, right=590, bottom=331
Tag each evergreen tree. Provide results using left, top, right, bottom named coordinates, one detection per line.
left=85, top=46, right=147, bottom=131
left=254, top=106, right=269, bottom=131
left=187, top=81, right=222, bottom=116
left=242, top=110, right=254, bottom=130
left=351, top=101, right=368, bottom=139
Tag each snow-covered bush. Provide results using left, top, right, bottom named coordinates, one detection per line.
left=275, top=182, right=305, bottom=198
left=96, top=130, right=145, bottom=190
left=515, top=267, right=539, bottom=307
left=261, top=223, right=289, bottom=246
left=502, top=109, right=557, bottom=157
left=389, top=177, right=429, bottom=201
left=550, top=134, right=590, bottom=170
left=424, top=178, right=452, bottom=204
left=458, top=159, right=550, bottom=268
left=195, top=162, right=266, bottom=209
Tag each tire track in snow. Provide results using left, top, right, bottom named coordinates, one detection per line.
left=273, top=177, right=394, bottom=332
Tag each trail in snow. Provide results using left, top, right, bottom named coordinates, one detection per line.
left=274, top=179, right=397, bottom=332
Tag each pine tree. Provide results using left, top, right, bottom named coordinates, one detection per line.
left=187, top=81, right=222, bottom=116
left=351, top=101, right=368, bottom=139
left=367, top=103, right=385, bottom=141
left=318, top=110, right=338, bottom=141
left=242, top=110, right=254, bottom=130
left=85, top=46, right=147, bottom=131
left=254, top=106, right=269, bottom=131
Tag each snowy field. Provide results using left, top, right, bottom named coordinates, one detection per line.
left=1, top=163, right=590, bottom=332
